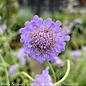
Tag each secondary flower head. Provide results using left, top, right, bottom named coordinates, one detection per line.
left=32, top=67, right=55, bottom=86
left=70, top=50, right=82, bottom=57
left=19, top=15, right=70, bottom=64
left=54, top=57, right=64, bottom=67
left=8, top=64, right=19, bottom=75
left=1, top=23, right=7, bottom=32
left=18, top=48, right=26, bottom=65
left=73, top=18, right=83, bottom=24
left=82, top=46, right=86, bottom=51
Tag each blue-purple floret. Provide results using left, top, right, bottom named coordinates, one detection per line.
left=19, top=15, right=70, bottom=64
left=8, top=64, right=18, bottom=75
left=32, top=67, right=55, bottom=86
left=18, top=48, right=26, bottom=65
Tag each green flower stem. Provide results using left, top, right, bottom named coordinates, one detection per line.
left=55, top=59, right=70, bottom=85
left=21, top=72, right=34, bottom=81
left=0, top=54, right=10, bottom=86
left=47, top=61, right=56, bottom=82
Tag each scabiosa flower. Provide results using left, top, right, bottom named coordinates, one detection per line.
left=18, top=48, right=26, bottom=65
left=19, top=15, right=70, bottom=64
left=73, top=18, right=83, bottom=24
left=1, top=23, right=7, bottom=32
left=70, top=50, right=82, bottom=57
left=54, top=57, right=64, bottom=67
left=8, top=64, right=19, bottom=75
left=82, top=46, right=86, bottom=51
left=32, top=67, right=55, bottom=86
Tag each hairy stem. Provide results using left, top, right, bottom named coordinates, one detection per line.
left=47, top=61, right=56, bottom=82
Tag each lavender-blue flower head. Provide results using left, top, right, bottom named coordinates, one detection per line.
left=8, top=64, right=19, bottom=75
left=19, top=15, right=70, bottom=64
left=18, top=48, right=26, bottom=65
left=32, top=67, right=55, bottom=86
left=1, top=23, right=7, bottom=32
left=73, top=18, right=83, bottom=24
left=70, top=50, right=82, bottom=57
left=54, top=57, right=64, bottom=67
left=82, top=46, right=86, bottom=51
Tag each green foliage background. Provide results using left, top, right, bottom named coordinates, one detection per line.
left=0, top=0, right=86, bottom=86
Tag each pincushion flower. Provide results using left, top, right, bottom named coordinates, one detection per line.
left=19, top=15, right=70, bottom=64
left=54, top=57, right=64, bottom=67
left=18, top=48, right=26, bottom=65
left=32, top=67, right=55, bottom=86
left=1, top=23, right=7, bottom=32
left=73, top=18, right=83, bottom=24
left=70, top=50, right=82, bottom=57
left=8, top=64, right=19, bottom=75
left=82, top=46, right=86, bottom=51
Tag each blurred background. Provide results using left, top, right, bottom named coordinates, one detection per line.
left=0, top=0, right=86, bottom=85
